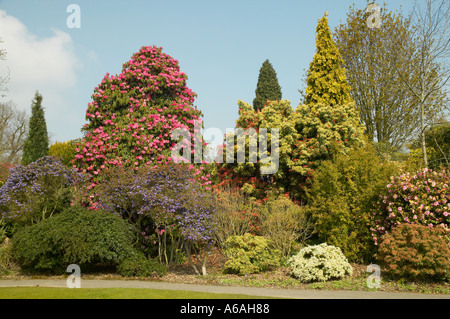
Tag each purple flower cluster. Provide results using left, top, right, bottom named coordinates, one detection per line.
left=96, top=164, right=215, bottom=244
left=0, top=156, right=83, bottom=224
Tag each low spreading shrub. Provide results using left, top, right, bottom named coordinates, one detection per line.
left=11, top=205, right=137, bottom=274
left=377, top=223, right=450, bottom=282
left=288, top=243, right=353, bottom=283
left=117, top=250, right=167, bottom=277
left=223, top=233, right=281, bottom=275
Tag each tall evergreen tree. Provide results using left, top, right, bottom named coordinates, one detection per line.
left=304, top=12, right=353, bottom=106
left=22, top=91, right=49, bottom=165
left=253, top=59, right=282, bottom=111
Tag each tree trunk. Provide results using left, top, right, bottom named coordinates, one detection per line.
left=421, top=100, right=428, bottom=167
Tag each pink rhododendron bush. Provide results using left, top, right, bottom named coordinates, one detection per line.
left=72, top=46, right=209, bottom=207
left=371, top=168, right=450, bottom=245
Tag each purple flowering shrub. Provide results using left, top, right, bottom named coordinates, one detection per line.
left=94, top=163, right=215, bottom=274
left=0, top=156, right=83, bottom=229
left=371, top=168, right=450, bottom=246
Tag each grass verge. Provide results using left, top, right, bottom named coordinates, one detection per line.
left=0, top=287, right=278, bottom=299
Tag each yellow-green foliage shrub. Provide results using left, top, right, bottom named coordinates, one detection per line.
left=223, top=233, right=281, bottom=275
left=49, top=140, right=77, bottom=167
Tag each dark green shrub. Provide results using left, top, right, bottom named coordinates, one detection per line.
left=0, top=219, right=6, bottom=244
left=223, top=233, right=281, bottom=275
left=117, top=250, right=167, bottom=277
left=0, top=238, right=19, bottom=275
left=377, top=223, right=450, bottom=282
left=11, top=205, right=136, bottom=274
left=307, top=142, right=401, bottom=263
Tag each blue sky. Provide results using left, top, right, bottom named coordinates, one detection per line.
left=0, top=0, right=416, bottom=144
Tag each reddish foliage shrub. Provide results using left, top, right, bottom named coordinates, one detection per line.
left=0, top=163, right=14, bottom=187
left=377, top=223, right=450, bottom=282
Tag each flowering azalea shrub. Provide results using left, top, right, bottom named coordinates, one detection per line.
left=93, top=163, right=215, bottom=273
left=377, top=223, right=450, bottom=282
left=371, top=168, right=450, bottom=245
left=72, top=45, right=210, bottom=208
left=288, top=243, right=353, bottom=283
left=0, top=156, right=82, bottom=229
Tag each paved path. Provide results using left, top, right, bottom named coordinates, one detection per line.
left=1, top=279, right=449, bottom=299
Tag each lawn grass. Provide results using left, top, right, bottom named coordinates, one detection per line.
left=0, top=287, right=276, bottom=299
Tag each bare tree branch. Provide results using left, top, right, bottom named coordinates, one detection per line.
left=395, top=0, right=450, bottom=167
left=0, top=101, right=29, bottom=164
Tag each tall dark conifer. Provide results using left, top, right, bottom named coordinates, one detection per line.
left=253, top=59, right=282, bottom=112
left=22, top=91, right=49, bottom=165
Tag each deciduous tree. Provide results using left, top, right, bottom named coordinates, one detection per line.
left=334, top=2, right=446, bottom=150
left=0, top=101, right=28, bottom=164
left=395, top=0, right=450, bottom=167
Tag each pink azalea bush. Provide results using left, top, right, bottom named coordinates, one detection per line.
left=371, top=168, right=450, bottom=246
left=72, top=46, right=210, bottom=207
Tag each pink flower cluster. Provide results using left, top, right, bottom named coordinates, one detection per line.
left=371, top=168, right=450, bottom=245
left=72, top=45, right=210, bottom=207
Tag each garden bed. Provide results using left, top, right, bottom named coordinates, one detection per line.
left=2, top=249, right=449, bottom=296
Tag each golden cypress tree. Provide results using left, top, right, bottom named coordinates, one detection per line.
left=305, top=12, right=353, bottom=106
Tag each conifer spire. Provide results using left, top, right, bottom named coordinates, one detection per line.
left=253, top=59, right=282, bottom=112
left=304, top=13, right=353, bottom=106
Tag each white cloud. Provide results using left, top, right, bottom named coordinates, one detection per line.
left=0, top=9, right=80, bottom=141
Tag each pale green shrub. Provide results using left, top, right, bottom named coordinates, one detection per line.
left=223, top=233, right=281, bottom=275
left=288, top=243, right=353, bottom=282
